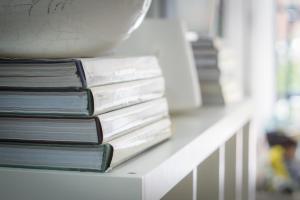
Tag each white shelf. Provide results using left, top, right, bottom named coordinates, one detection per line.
left=0, top=100, right=253, bottom=200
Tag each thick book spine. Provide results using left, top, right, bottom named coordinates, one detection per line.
left=0, top=58, right=86, bottom=89
left=0, top=116, right=102, bottom=145
left=102, top=143, right=114, bottom=172
left=94, top=117, right=104, bottom=144
left=0, top=78, right=164, bottom=117
left=74, top=60, right=87, bottom=88
left=0, top=143, right=114, bottom=172
left=87, top=89, right=95, bottom=116
left=0, top=89, right=91, bottom=117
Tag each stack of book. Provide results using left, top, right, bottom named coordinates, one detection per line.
left=191, top=37, right=225, bottom=105
left=0, top=56, right=172, bottom=172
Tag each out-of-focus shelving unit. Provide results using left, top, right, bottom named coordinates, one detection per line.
left=0, top=100, right=255, bottom=200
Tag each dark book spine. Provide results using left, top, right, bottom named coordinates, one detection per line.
left=100, top=144, right=114, bottom=172
left=0, top=116, right=101, bottom=145
left=87, top=89, right=95, bottom=116
left=0, top=59, right=85, bottom=89
left=94, top=117, right=104, bottom=144
left=74, top=60, right=88, bottom=89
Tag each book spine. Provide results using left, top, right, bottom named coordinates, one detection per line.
left=0, top=116, right=101, bottom=145
left=0, top=59, right=83, bottom=89
left=74, top=60, right=87, bottom=89
left=94, top=117, right=103, bottom=144
left=101, top=143, right=114, bottom=172
left=87, top=89, right=95, bottom=116
left=0, top=143, right=114, bottom=172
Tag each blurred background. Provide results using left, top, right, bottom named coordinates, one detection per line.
left=144, top=0, right=300, bottom=199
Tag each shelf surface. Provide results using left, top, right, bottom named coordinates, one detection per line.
left=113, top=100, right=252, bottom=174
left=0, top=100, right=253, bottom=200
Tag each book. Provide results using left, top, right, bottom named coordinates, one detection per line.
left=0, top=77, right=165, bottom=117
left=195, top=58, right=218, bottom=68
left=0, top=118, right=172, bottom=172
left=0, top=56, right=162, bottom=89
left=192, top=49, right=218, bottom=57
left=0, top=98, right=169, bottom=144
left=200, top=81, right=225, bottom=105
left=197, top=68, right=221, bottom=81
left=191, top=37, right=215, bottom=49
left=191, top=37, right=225, bottom=105
left=0, top=143, right=113, bottom=172
left=192, top=38, right=219, bottom=69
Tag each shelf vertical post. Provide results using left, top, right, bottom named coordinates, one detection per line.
left=192, top=167, right=197, bottom=200
left=224, top=135, right=236, bottom=200
left=219, top=145, right=225, bottom=200
left=236, top=129, right=244, bottom=200
left=242, top=122, right=255, bottom=200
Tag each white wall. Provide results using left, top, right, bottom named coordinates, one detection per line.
left=167, top=0, right=216, bottom=35
left=222, top=0, right=276, bottom=131
left=147, top=0, right=276, bottom=128
left=250, top=0, right=276, bottom=134
left=222, top=0, right=247, bottom=98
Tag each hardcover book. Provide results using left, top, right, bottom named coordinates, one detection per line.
left=0, top=56, right=162, bottom=89
left=0, top=77, right=165, bottom=117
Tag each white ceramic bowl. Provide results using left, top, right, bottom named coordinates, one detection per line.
left=0, top=0, right=151, bottom=58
